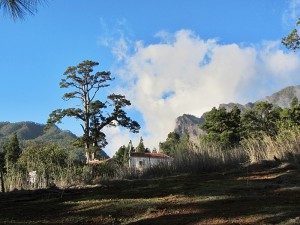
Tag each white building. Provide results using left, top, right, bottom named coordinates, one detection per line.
left=129, top=152, right=173, bottom=170
left=28, top=171, right=37, bottom=185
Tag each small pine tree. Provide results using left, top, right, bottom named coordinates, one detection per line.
left=3, top=133, right=21, bottom=171
left=113, top=145, right=126, bottom=165
left=159, top=132, right=180, bottom=155
left=290, top=97, right=299, bottom=108
left=152, top=147, right=157, bottom=153
left=123, top=142, right=131, bottom=165
left=136, top=137, right=145, bottom=153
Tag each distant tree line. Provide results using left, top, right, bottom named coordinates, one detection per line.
left=200, top=99, right=300, bottom=149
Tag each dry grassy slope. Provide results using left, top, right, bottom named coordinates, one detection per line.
left=0, top=161, right=299, bottom=225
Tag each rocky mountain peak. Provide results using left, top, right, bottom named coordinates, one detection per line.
left=174, top=114, right=205, bottom=143
left=260, top=85, right=300, bottom=108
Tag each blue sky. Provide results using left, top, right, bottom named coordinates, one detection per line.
left=1, top=0, right=300, bottom=156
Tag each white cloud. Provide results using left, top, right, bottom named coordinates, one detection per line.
left=102, top=30, right=300, bottom=157
left=260, top=41, right=299, bottom=78
left=282, top=0, right=300, bottom=26
left=102, top=127, right=140, bottom=157
left=112, top=38, right=129, bottom=61
left=98, top=18, right=132, bottom=61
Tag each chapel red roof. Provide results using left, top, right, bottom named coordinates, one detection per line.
left=130, top=152, right=172, bottom=158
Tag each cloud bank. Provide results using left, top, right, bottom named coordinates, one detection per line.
left=103, top=30, right=300, bottom=157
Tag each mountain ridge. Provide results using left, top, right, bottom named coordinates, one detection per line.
left=174, top=85, right=300, bottom=141
left=261, top=85, right=300, bottom=108
left=0, top=121, right=76, bottom=143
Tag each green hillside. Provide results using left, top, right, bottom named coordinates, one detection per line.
left=0, top=121, right=109, bottom=159
left=0, top=121, right=76, bottom=144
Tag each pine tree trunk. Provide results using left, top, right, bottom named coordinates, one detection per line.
left=84, top=115, right=92, bottom=163
left=85, top=151, right=91, bottom=164
left=85, top=144, right=93, bottom=164
left=0, top=171, right=5, bottom=193
left=91, top=142, right=97, bottom=161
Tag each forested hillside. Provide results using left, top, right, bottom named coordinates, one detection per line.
left=0, top=121, right=76, bottom=144
left=0, top=121, right=109, bottom=160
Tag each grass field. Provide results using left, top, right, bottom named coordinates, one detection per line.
left=0, top=161, right=300, bottom=225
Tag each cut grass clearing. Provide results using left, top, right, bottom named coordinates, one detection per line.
left=0, top=161, right=300, bottom=225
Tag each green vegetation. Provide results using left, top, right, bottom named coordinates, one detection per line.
left=3, top=133, right=21, bottom=171
left=200, top=105, right=241, bottom=148
left=159, top=132, right=180, bottom=155
left=0, top=122, right=114, bottom=191
left=0, top=137, right=119, bottom=191
left=113, top=145, right=130, bottom=165
left=282, top=18, right=300, bottom=51
left=197, top=99, right=300, bottom=149
left=135, top=137, right=146, bottom=153
left=0, top=146, right=5, bottom=192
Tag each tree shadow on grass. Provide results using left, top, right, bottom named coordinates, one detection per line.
left=125, top=194, right=300, bottom=225
left=1, top=165, right=300, bottom=225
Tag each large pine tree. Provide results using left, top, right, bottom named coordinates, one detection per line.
left=47, top=60, right=140, bottom=163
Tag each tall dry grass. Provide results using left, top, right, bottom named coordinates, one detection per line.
left=241, top=128, right=300, bottom=164
left=171, top=143, right=247, bottom=173
left=123, top=128, right=300, bottom=179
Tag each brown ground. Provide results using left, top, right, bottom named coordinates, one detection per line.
left=0, top=162, right=300, bottom=225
